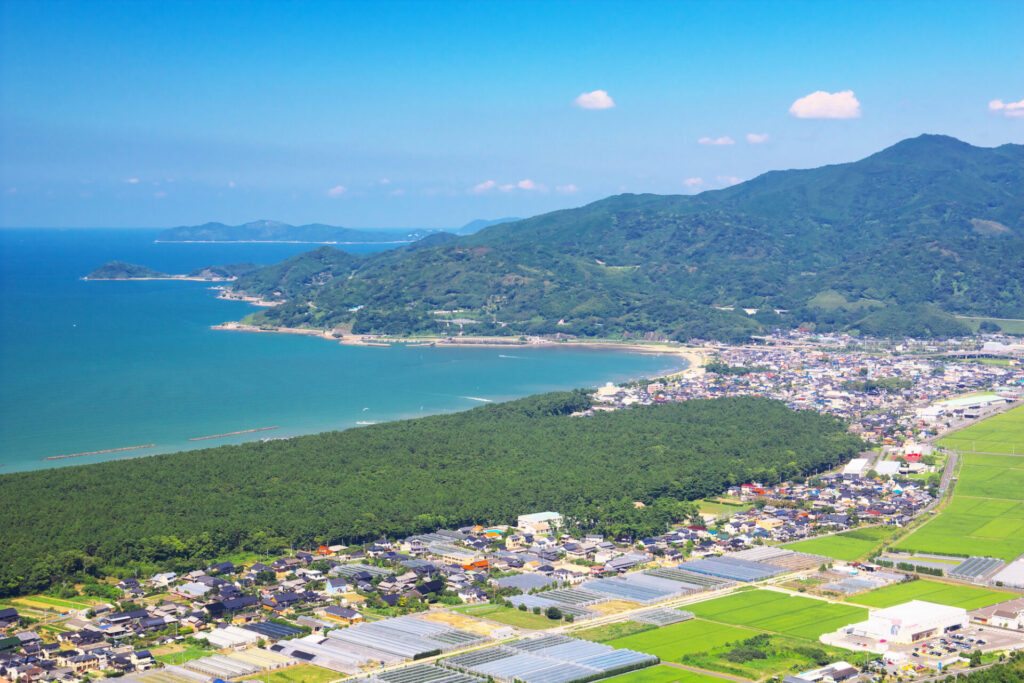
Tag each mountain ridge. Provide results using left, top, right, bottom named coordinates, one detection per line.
left=231, top=135, right=1024, bottom=340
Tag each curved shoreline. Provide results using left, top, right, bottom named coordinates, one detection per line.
left=211, top=322, right=709, bottom=378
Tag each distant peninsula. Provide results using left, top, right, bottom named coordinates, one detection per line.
left=155, top=217, right=519, bottom=243
left=156, top=219, right=438, bottom=244
left=86, top=261, right=261, bottom=281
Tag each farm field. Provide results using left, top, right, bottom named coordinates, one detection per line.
left=451, top=603, right=559, bottom=629
left=895, top=450, right=1024, bottom=561
left=602, top=665, right=721, bottom=683
left=575, top=621, right=655, bottom=643
left=607, top=619, right=758, bottom=660
left=14, top=595, right=100, bottom=611
left=939, top=405, right=1024, bottom=455
left=688, top=590, right=867, bottom=639
left=847, top=579, right=1012, bottom=610
left=239, top=664, right=338, bottom=683
left=782, top=526, right=896, bottom=562
left=153, top=645, right=216, bottom=665
left=680, top=634, right=856, bottom=681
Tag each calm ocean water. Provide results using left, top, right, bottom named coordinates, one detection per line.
left=0, top=229, right=683, bottom=473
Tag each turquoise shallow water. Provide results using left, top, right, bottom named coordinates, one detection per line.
left=0, top=229, right=683, bottom=473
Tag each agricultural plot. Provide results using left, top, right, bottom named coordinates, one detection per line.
left=896, top=453, right=1024, bottom=561
left=781, top=526, right=896, bottom=562
left=607, top=619, right=758, bottom=661
left=687, top=590, right=867, bottom=640
left=939, top=405, right=1024, bottom=455
left=575, top=621, right=655, bottom=643
left=847, top=579, right=1012, bottom=610
left=602, top=665, right=721, bottom=682
left=451, top=603, right=559, bottom=629
left=239, top=665, right=338, bottom=683
left=153, top=645, right=217, bottom=665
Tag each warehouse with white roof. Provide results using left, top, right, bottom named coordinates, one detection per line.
left=844, top=600, right=967, bottom=645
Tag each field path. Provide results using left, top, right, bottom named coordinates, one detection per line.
left=660, top=661, right=753, bottom=682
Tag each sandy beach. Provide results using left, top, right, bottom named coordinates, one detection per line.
left=212, top=323, right=710, bottom=376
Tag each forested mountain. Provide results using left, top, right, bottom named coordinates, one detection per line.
left=0, top=395, right=861, bottom=596
left=231, top=135, right=1024, bottom=340
left=156, top=219, right=437, bottom=243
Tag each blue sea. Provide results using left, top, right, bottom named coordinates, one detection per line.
left=0, top=229, right=683, bottom=473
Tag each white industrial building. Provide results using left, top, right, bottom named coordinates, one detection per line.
left=516, top=511, right=563, bottom=534
left=844, top=601, right=968, bottom=645
left=842, top=458, right=869, bottom=479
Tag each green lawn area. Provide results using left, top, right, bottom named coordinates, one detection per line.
left=847, top=579, right=1013, bottom=610
left=939, top=405, right=1024, bottom=455
left=957, top=316, right=1024, bottom=335
left=688, top=590, right=867, bottom=639
left=782, top=526, right=897, bottom=562
left=575, top=621, right=655, bottom=643
left=240, top=665, right=339, bottom=683
left=607, top=619, right=759, bottom=660
left=895, top=450, right=1024, bottom=561
left=601, top=665, right=721, bottom=683
left=451, top=603, right=560, bottom=629
left=153, top=645, right=216, bottom=665
left=21, top=595, right=96, bottom=611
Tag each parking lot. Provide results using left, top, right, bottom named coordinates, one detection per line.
left=826, top=622, right=1024, bottom=676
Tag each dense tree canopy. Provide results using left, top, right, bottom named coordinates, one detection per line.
left=0, top=394, right=861, bottom=597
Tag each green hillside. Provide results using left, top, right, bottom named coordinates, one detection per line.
left=232, top=135, right=1024, bottom=340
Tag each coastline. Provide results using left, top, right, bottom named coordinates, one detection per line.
left=154, top=239, right=415, bottom=245
left=211, top=322, right=709, bottom=377
left=84, top=275, right=236, bottom=282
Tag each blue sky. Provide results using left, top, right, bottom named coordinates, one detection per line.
left=2, top=0, right=1022, bottom=228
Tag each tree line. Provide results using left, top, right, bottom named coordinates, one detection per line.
left=0, top=393, right=862, bottom=597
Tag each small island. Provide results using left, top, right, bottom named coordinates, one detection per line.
left=85, top=261, right=261, bottom=281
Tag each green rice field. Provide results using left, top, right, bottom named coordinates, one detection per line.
left=895, top=450, right=1024, bottom=561
left=687, top=590, right=867, bottom=639
left=782, top=526, right=897, bottom=562
left=939, top=405, right=1024, bottom=455
left=602, top=665, right=721, bottom=683
left=847, top=579, right=1012, bottom=610
left=607, top=619, right=758, bottom=661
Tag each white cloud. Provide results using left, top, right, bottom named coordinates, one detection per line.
left=4, top=187, right=18, bottom=195
left=499, top=184, right=516, bottom=192
left=153, top=191, right=167, bottom=199
left=517, top=179, right=537, bottom=190
left=228, top=181, right=236, bottom=188
left=574, top=89, right=615, bottom=109
left=556, top=184, right=579, bottom=194
left=698, top=136, right=735, bottom=146
left=717, top=175, right=743, bottom=187
left=472, top=180, right=497, bottom=193
left=789, top=90, right=861, bottom=119
left=390, top=188, right=406, bottom=196
left=124, top=177, right=140, bottom=184
left=746, top=133, right=770, bottom=144
left=379, top=178, right=391, bottom=184
left=327, top=185, right=347, bottom=197
left=989, top=98, right=1024, bottom=118
left=683, top=177, right=704, bottom=189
